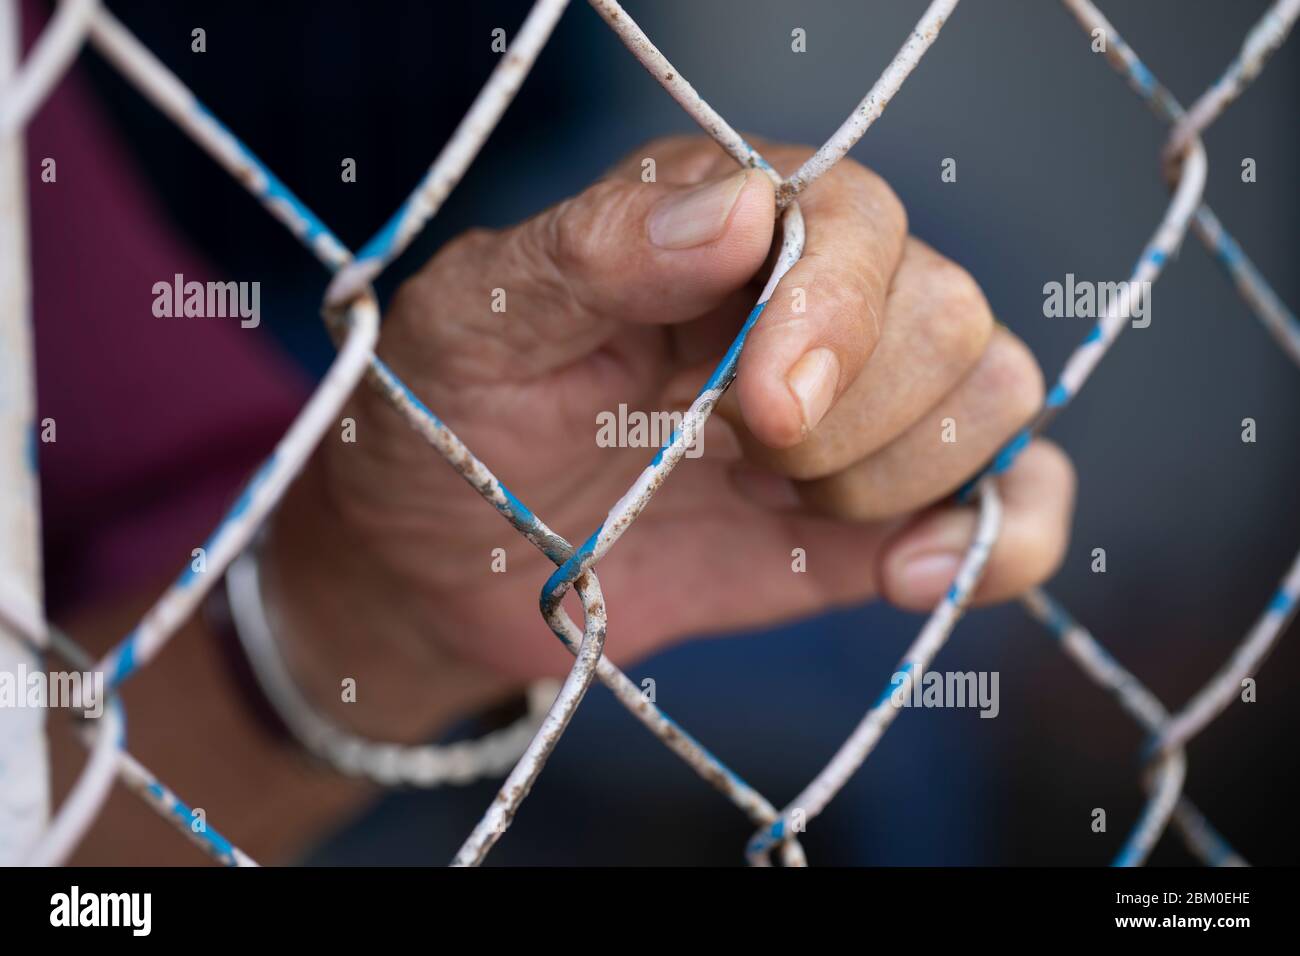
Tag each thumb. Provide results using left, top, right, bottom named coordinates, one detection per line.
left=509, top=167, right=775, bottom=325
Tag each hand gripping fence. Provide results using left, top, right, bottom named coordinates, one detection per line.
left=0, top=0, right=1296, bottom=867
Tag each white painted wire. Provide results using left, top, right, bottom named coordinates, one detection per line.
left=0, top=0, right=97, bottom=138
left=2, top=0, right=1295, bottom=867
left=22, top=702, right=121, bottom=867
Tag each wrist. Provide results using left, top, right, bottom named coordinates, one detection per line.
left=260, top=457, right=515, bottom=743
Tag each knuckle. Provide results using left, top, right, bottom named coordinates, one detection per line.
left=545, top=188, right=606, bottom=274
left=933, top=257, right=986, bottom=312
left=818, top=260, right=871, bottom=314
left=815, top=260, right=882, bottom=354
left=503, top=201, right=601, bottom=320
left=839, top=162, right=908, bottom=235
left=929, top=261, right=994, bottom=363
left=985, top=331, right=1045, bottom=424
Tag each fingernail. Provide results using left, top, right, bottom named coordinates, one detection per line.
left=648, top=171, right=749, bottom=249
left=888, top=510, right=977, bottom=605
left=895, top=552, right=962, bottom=606
left=786, top=347, right=840, bottom=436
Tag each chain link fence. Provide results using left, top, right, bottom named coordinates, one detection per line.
left=1, top=0, right=1297, bottom=866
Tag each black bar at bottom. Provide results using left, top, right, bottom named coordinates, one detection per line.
left=0, top=865, right=1283, bottom=940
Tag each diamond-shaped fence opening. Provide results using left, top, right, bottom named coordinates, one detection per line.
left=0, top=0, right=1296, bottom=867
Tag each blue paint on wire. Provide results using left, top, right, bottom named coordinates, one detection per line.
left=356, top=206, right=408, bottom=265
left=110, top=633, right=137, bottom=687
left=194, top=104, right=340, bottom=247
left=991, top=427, right=1032, bottom=475
left=1129, top=59, right=1156, bottom=93
left=1216, top=232, right=1243, bottom=268
left=1267, top=588, right=1294, bottom=615
left=877, top=661, right=915, bottom=708
left=543, top=301, right=770, bottom=607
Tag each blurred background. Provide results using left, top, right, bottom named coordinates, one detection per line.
left=32, top=0, right=1300, bottom=863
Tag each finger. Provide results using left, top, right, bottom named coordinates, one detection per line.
left=733, top=155, right=908, bottom=449
left=876, top=440, right=1076, bottom=610
left=388, top=165, right=776, bottom=380
left=798, top=325, right=1044, bottom=521
left=501, top=167, right=775, bottom=323
left=738, top=237, right=993, bottom=479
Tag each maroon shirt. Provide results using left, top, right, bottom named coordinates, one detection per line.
left=23, top=0, right=308, bottom=615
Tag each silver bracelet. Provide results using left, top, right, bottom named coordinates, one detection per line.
left=225, top=542, right=556, bottom=788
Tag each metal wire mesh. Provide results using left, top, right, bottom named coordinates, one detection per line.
left=1, top=0, right=1297, bottom=867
